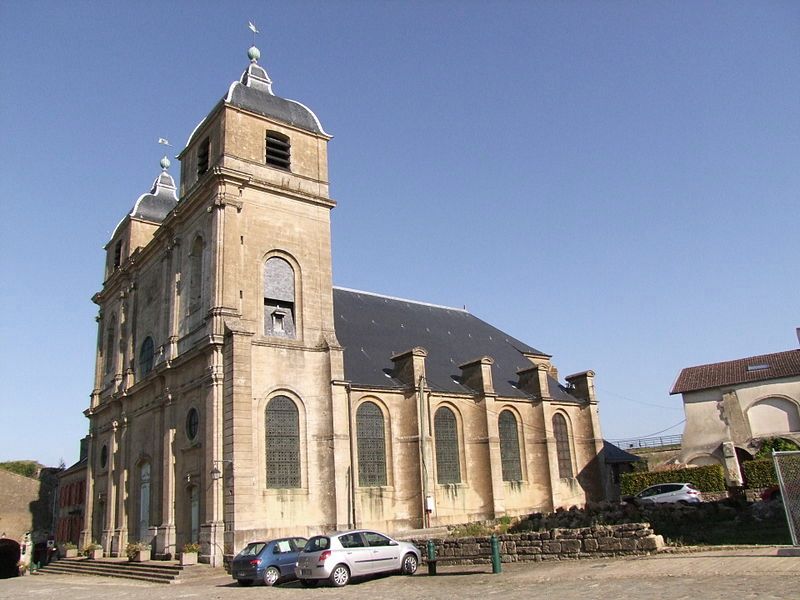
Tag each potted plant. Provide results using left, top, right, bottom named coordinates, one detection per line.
left=180, top=542, right=200, bottom=566
left=62, top=542, right=79, bottom=558
left=83, top=541, right=103, bottom=559
left=126, top=541, right=151, bottom=562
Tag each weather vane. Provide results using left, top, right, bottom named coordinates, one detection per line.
left=158, top=137, right=172, bottom=170
left=248, top=21, right=260, bottom=46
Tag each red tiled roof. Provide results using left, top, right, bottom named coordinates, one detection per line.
left=671, top=349, right=800, bottom=394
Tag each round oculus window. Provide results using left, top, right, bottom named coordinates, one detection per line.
left=99, top=444, right=108, bottom=469
left=186, top=408, right=199, bottom=441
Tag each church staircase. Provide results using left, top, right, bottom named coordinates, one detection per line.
left=37, top=557, right=200, bottom=584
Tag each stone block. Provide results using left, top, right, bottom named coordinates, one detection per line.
left=619, top=538, right=637, bottom=551
left=638, top=535, right=664, bottom=551
left=542, top=541, right=561, bottom=554
left=561, top=540, right=581, bottom=553
left=582, top=538, right=599, bottom=552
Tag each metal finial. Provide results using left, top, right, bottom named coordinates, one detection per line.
left=248, top=45, right=260, bottom=63
left=160, top=155, right=171, bottom=170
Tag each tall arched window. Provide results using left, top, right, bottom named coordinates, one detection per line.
left=553, top=413, right=574, bottom=478
left=139, top=336, right=154, bottom=378
left=356, top=402, right=387, bottom=487
left=499, top=410, right=522, bottom=481
left=265, top=396, right=300, bottom=488
left=104, top=315, right=116, bottom=374
left=434, top=407, right=461, bottom=484
left=264, top=257, right=296, bottom=338
left=189, top=236, right=203, bottom=312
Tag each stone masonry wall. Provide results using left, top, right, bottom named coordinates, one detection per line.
left=413, top=523, right=663, bottom=564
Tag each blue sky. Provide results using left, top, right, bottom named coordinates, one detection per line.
left=1, top=1, right=797, bottom=467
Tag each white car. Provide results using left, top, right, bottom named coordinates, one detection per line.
left=295, top=530, right=420, bottom=587
left=634, top=482, right=703, bottom=505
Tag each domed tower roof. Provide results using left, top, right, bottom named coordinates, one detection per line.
left=225, top=45, right=328, bottom=135
left=129, top=156, right=178, bottom=222
left=110, top=157, right=178, bottom=240
left=185, top=45, right=328, bottom=149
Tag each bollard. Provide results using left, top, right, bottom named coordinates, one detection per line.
left=491, top=534, right=501, bottom=574
left=427, top=539, right=437, bottom=575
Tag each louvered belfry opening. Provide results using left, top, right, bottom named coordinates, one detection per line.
left=265, top=131, right=290, bottom=170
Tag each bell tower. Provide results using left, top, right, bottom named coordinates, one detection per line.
left=173, top=42, right=345, bottom=563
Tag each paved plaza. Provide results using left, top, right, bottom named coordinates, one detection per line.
left=2, top=547, right=797, bottom=600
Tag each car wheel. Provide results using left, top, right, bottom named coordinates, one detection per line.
left=299, top=579, right=318, bottom=588
left=237, top=580, right=253, bottom=587
left=263, top=566, right=280, bottom=586
left=401, top=553, right=418, bottom=575
left=329, top=564, right=350, bottom=587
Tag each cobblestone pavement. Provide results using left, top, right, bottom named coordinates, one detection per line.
left=2, top=547, right=798, bottom=600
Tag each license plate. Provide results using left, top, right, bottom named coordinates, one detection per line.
left=237, top=572, right=247, bottom=577
left=301, top=569, right=312, bottom=576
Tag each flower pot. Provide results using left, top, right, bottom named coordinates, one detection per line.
left=64, top=548, right=79, bottom=558
left=87, top=548, right=103, bottom=560
left=129, top=549, right=151, bottom=562
left=180, top=551, right=198, bottom=566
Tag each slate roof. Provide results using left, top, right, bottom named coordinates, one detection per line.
left=671, top=349, right=800, bottom=395
left=225, top=62, right=327, bottom=135
left=602, top=441, right=642, bottom=464
left=332, top=287, right=581, bottom=402
left=129, top=171, right=178, bottom=223
left=111, top=169, right=178, bottom=241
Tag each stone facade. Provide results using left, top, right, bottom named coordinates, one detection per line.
left=81, top=46, right=606, bottom=566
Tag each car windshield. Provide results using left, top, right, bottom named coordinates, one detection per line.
left=303, top=536, right=330, bottom=552
left=686, top=483, right=698, bottom=490
left=239, top=542, right=266, bottom=556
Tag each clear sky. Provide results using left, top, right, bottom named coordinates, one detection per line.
left=1, top=1, right=797, bottom=468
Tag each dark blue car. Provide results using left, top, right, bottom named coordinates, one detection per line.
left=231, top=537, right=308, bottom=586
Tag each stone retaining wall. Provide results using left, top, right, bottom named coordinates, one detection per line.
left=412, top=523, right=663, bottom=564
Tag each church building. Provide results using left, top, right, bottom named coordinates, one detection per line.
left=82, top=44, right=606, bottom=566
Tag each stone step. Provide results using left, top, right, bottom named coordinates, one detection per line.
left=37, top=558, right=189, bottom=584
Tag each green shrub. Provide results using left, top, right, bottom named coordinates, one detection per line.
left=754, top=437, right=799, bottom=459
left=742, top=459, right=777, bottom=488
left=0, top=461, right=40, bottom=479
left=620, top=464, right=725, bottom=496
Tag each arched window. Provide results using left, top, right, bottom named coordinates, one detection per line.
left=265, top=396, right=300, bottom=488
left=356, top=402, right=387, bottom=487
left=264, top=257, right=296, bottom=338
left=434, top=407, right=461, bottom=484
left=189, top=237, right=203, bottom=312
left=139, top=336, right=154, bottom=378
left=748, top=397, right=800, bottom=436
left=104, top=315, right=116, bottom=374
left=553, top=413, right=574, bottom=478
left=498, top=410, right=522, bottom=481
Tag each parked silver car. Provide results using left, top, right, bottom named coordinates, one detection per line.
left=295, top=530, right=420, bottom=587
left=634, top=482, right=703, bottom=505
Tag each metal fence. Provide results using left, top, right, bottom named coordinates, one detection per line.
left=773, top=450, right=800, bottom=546
left=610, top=434, right=683, bottom=450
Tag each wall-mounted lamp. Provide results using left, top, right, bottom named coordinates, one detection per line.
left=210, top=459, right=233, bottom=481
